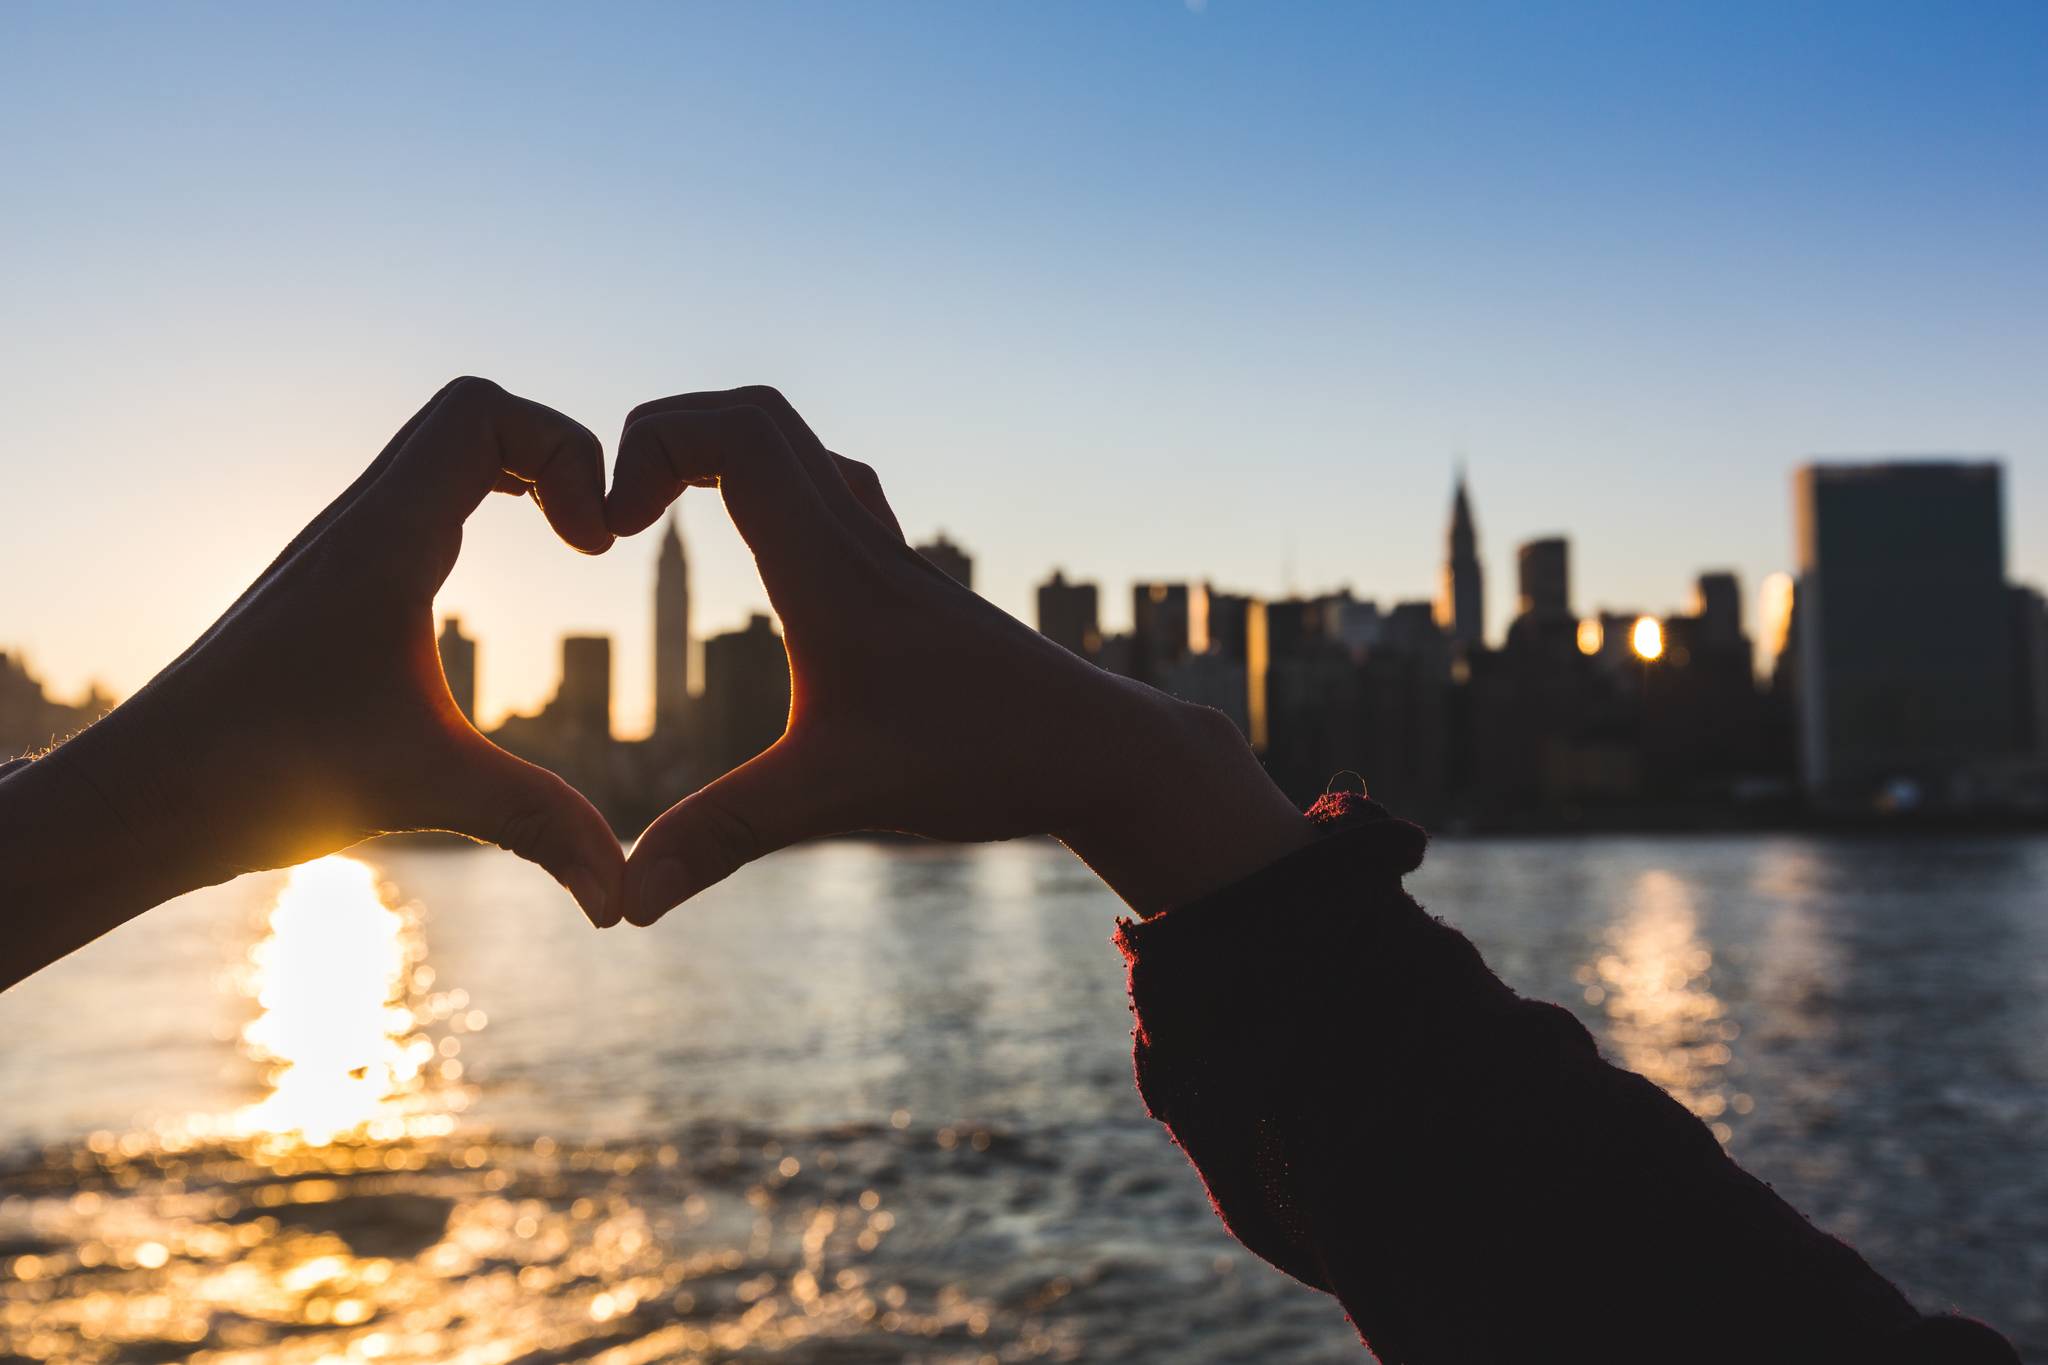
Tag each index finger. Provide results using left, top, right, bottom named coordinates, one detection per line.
left=381, top=376, right=612, bottom=555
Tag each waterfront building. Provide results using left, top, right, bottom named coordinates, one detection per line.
left=915, top=533, right=974, bottom=590
left=1794, top=460, right=2015, bottom=800
left=702, top=615, right=791, bottom=775
left=1434, top=470, right=1485, bottom=648
left=653, top=512, right=692, bottom=742
left=437, top=617, right=477, bottom=724
left=1036, top=570, right=1100, bottom=658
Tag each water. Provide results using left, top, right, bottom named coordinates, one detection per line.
left=1, top=834, right=2043, bottom=1361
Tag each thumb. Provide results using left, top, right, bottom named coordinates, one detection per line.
left=622, top=739, right=826, bottom=925
left=433, top=739, right=625, bottom=927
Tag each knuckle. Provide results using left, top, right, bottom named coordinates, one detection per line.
left=731, top=383, right=789, bottom=412
left=443, top=375, right=503, bottom=406
left=624, top=395, right=680, bottom=428
left=693, top=793, right=767, bottom=873
left=838, top=458, right=882, bottom=495
left=492, top=797, right=557, bottom=859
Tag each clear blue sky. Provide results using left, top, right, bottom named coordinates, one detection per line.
left=5, top=1, right=2043, bottom=735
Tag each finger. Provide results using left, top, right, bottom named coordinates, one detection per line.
left=831, top=455, right=905, bottom=543
left=609, top=405, right=865, bottom=601
left=608, top=387, right=884, bottom=550
left=383, top=376, right=613, bottom=555
left=622, top=740, right=828, bottom=925
left=427, top=738, right=626, bottom=927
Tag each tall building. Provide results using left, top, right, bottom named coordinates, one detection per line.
left=653, top=511, right=691, bottom=740
left=1691, top=572, right=1743, bottom=650
left=1435, top=470, right=1485, bottom=647
left=1794, top=460, right=2015, bottom=798
left=916, top=533, right=973, bottom=590
left=1036, top=570, right=1100, bottom=657
left=555, top=636, right=613, bottom=743
left=1132, top=582, right=1195, bottom=684
left=1204, top=588, right=1255, bottom=663
left=2007, top=585, right=2048, bottom=758
left=437, top=617, right=477, bottom=724
left=1516, top=537, right=1571, bottom=620
left=702, top=614, right=791, bottom=774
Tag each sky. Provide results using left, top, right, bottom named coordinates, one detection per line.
left=4, top=0, right=2044, bottom=737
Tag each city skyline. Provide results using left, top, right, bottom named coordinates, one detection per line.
left=2, top=449, right=2035, bottom=743
left=5, top=4, right=2044, bottom=734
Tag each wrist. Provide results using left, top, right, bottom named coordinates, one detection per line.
left=1060, top=689, right=1314, bottom=915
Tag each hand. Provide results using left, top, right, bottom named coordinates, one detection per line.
left=4, top=378, right=626, bottom=954
left=606, top=387, right=1313, bottom=925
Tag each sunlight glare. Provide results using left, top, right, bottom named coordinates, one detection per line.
left=238, top=856, right=433, bottom=1145
left=1630, top=615, right=1664, bottom=662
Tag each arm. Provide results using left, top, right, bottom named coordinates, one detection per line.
left=1118, top=792, right=2018, bottom=1363
left=0, top=377, right=626, bottom=991
left=605, top=386, right=2016, bottom=1362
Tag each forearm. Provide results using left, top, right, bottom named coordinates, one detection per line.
left=1117, top=807, right=2014, bottom=1362
left=1058, top=689, right=1315, bottom=915
left=0, top=697, right=221, bottom=991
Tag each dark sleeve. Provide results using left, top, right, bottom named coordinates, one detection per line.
left=1113, top=792, right=2019, bottom=1365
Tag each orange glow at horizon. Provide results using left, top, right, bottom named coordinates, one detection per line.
left=1576, top=618, right=1604, bottom=655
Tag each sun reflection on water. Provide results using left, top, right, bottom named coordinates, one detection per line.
left=1577, top=869, right=1748, bottom=1140
left=0, top=857, right=1072, bottom=1362
left=233, top=855, right=463, bottom=1147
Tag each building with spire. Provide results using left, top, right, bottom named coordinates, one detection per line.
left=1435, top=469, right=1485, bottom=648
left=653, top=510, right=691, bottom=742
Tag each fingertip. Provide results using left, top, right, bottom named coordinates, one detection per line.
left=623, top=854, right=694, bottom=926
left=605, top=418, right=681, bottom=537
left=562, top=862, right=612, bottom=928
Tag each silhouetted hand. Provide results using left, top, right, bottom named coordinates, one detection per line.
left=0, top=378, right=624, bottom=988
left=606, top=387, right=1313, bottom=925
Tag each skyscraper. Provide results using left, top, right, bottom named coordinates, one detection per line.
left=1132, top=582, right=1195, bottom=684
left=653, top=511, right=691, bottom=740
left=703, top=614, right=791, bottom=774
left=1435, top=470, right=1485, bottom=647
left=2011, top=585, right=2048, bottom=758
left=1794, top=460, right=2015, bottom=798
left=555, top=636, right=613, bottom=743
left=1036, top=569, right=1100, bottom=657
left=1690, top=571, right=1743, bottom=650
left=915, top=533, right=973, bottom=590
left=1516, top=537, right=1571, bottom=620
left=437, top=616, right=477, bottom=724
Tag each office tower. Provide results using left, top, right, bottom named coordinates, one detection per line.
left=1516, top=537, right=1571, bottom=620
left=1332, top=597, right=1384, bottom=659
left=1036, top=570, right=1100, bottom=657
left=916, top=533, right=973, bottom=590
left=437, top=617, right=478, bottom=724
left=1259, top=596, right=1328, bottom=662
left=1691, top=572, right=1743, bottom=650
left=1204, top=588, right=1255, bottom=663
left=555, top=636, right=613, bottom=742
left=702, top=614, right=791, bottom=773
left=1435, top=470, right=1485, bottom=647
left=1132, top=582, right=1196, bottom=684
left=2010, top=585, right=2048, bottom=757
left=1794, top=460, right=2015, bottom=798
left=653, top=511, right=691, bottom=739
